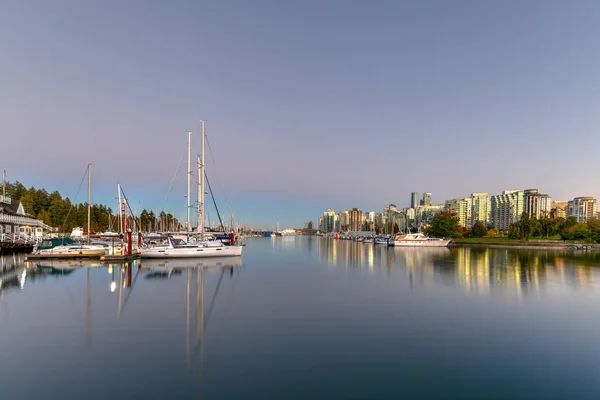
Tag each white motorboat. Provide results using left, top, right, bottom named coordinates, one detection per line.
left=389, top=233, right=451, bottom=247
left=374, top=236, right=389, bottom=245
left=36, top=237, right=108, bottom=256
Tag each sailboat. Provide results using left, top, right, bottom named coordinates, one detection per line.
left=140, top=122, right=243, bottom=259
left=35, top=164, right=108, bottom=257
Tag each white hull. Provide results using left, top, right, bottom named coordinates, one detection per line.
left=38, top=246, right=108, bottom=256
left=390, top=240, right=451, bottom=247
left=389, top=233, right=451, bottom=247
left=141, top=244, right=242, bottom=259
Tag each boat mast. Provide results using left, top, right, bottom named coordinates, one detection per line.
left=118, top=183, right=123, bottom=234
left=87, top=163, right=92, bottom=245
left=200, top=120, right=205, bottom=240
left=187, top=131, right=192, bottom=232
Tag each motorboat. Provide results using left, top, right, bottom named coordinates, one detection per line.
left=35, top=237, right=108, bottom=256
left=389, top=233, right=451, bottom=247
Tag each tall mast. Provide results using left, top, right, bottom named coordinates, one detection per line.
left=200, top=120, right=205, bottom=240
left=2, top=168, right=5, bottom=198
left=187, top=131, right=192, bottom=232
left=87, top=163, right=92, bottom=244
left=118, top=183, right=123, bottom=234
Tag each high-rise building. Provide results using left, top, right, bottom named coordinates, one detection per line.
left=323, top=209, right=336, bottom=233
left=524, top=189, right=552, bottom=219
left=551, top=201, right=568, bottom=219
left=445, top=198, right=473, bottom=228
left=411, top=192, right=419, bottom=209
left=567, top=197, right=597, bottom=223
left=421, top=192, right=432, bottom=206
left=349, top=208, right=363, bottom=232
left=490, top=190, right=524, bottom=231
left=471, top=193, right=491, bottom=226
left=339, top=210, right=350, bottom=232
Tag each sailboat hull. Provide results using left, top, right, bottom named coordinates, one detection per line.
left=140, top=245, right=243, bottom=259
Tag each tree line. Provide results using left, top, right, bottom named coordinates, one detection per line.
left=3, top=181, right=181, bottom=234
left=424, top=211, right=600, bottom=243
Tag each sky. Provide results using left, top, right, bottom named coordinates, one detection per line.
left=1, top=0, right=600, bottom=229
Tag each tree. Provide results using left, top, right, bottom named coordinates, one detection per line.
left=19, top=192, right=35, bottom=215
left=424, top=211, right=460, bottom=238
left=587, top=218, right=600, bottom=243
left=471, top=220, right=488, bottom=238
left=508, top=213, right=539, bottom=241
left=538, top=214, right=557, bottom=239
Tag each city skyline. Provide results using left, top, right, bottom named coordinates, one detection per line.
left=2, top=1, right=599, bottom=228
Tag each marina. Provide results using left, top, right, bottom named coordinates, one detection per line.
left=3, top=237, right=600, bottom=399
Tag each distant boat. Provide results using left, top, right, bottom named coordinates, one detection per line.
left=315, top=231, right=324, bottom=236
left=389, top=233, right=451, bottom=247
left=374, top=236, right=389, bottom=245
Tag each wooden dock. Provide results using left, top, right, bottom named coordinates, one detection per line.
left=24, top=253, right=102, bottom=261
left=100, top=254, right=140, bottom=262
left=24, top=253, right=141, bottom=262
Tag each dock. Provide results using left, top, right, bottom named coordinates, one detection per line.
left=100, top=254, right=140, bottom=262
left=24, top=253, right=103, bottom=261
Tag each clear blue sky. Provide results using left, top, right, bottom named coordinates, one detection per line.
left=1, top=0, right=599, bottom=229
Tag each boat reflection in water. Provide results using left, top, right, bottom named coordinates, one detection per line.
left=317, top=238, right=600, bottom=299
left=135, top=257, right=243, bottom=381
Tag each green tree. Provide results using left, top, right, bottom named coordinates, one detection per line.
left=36, top=209, right=52, bottom=225
left=19, top=191, right=35, bottom=215
left=471, top=220, right=488, bottom=238
left=508, top=213, right=539, bottom=241
left=424, top=211, right=460, bottom=238
left=538, top=214, right=557, bottom=239
left=588, top=218, right=600, bottom=243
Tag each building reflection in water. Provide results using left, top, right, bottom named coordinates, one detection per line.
left=316, top=239, right=600, bottom=299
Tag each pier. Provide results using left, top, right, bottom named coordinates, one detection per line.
left=0, top=233, right=38, bottom=255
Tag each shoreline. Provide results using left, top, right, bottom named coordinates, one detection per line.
left=452, top=240, right=599, bottom=250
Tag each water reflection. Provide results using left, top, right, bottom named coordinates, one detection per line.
left=317, top=238, right=600, bottom=298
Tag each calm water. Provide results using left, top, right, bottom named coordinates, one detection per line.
left=2, top=237, right=600, bottom=399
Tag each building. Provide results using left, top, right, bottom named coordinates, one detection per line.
left=416, top=204, right=444, bottom=227
left=445, top=198, right=473, bottom=228
left=567, top=197, right=598, bottom=223
left=338, top=210, right=350, bottom=232
left=421, top=192, right=432, bottom=206
left=0, top=194, right=53, bottom=238
left=523, top=189, right=552, bottom=219
left=490, top=190, right=524, bottom=231
left=471, top=193, right=491, bottom=226
left=349, top=208, right=363, bottom=232
left=551, top=201, right=568, bottom=219
left=303, top=221, right=314, bottom=230
left=410, top=192, right=419, bottom=209
left=323, top=209, right=337, bottom=233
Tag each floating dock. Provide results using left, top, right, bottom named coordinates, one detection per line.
left=100, top=254, right=140, bottom=262
left=24, top=253, right=102, bottom=261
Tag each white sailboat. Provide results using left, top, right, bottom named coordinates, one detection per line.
left=36, top=164, right=108, bottom=257
left=141, top=122, right=243, bottom=259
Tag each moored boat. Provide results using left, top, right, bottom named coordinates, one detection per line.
left=141, top=236, right=242, bottom=259
left=389, top=233, right=451, bottom=247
